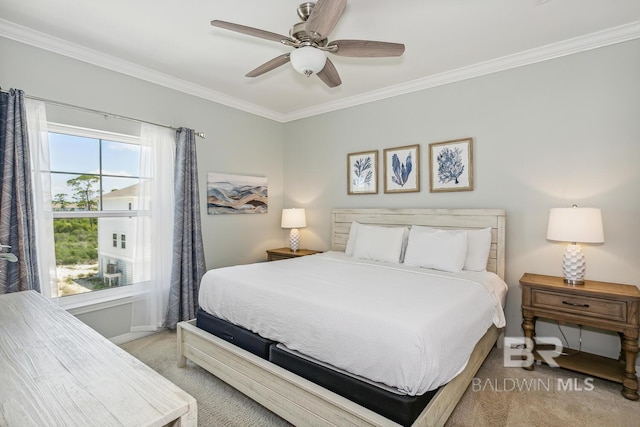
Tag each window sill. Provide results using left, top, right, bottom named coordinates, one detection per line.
left=59, top=285, right=134, bottom=315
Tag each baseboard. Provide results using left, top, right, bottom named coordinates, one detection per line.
left=110, top=330, right=159, bottom=345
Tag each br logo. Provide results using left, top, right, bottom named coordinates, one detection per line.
left=503, top=337, right=563, bottom=368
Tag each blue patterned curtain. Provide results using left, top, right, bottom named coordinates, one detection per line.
left=164, top=128, right=206, bottom=328
left=0, top=89, right=40, bottom=294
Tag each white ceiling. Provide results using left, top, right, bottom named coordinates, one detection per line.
left=1, top=1, right=639, bottom=122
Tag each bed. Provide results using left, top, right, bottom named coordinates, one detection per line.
left=177, top=208, right=507, bottom=427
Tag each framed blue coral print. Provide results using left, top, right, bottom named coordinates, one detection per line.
left=383, top=144, right=420, bottom=193
left=347, top=150, right=378, bottom=195
left=429, top=138, right=473, bottom=193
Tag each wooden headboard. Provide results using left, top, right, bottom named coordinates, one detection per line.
left=330, top=208, right=506, bottom=280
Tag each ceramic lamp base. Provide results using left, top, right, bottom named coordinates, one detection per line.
left=562, top=243, right=586, bottom=285
left=289, top=228, right=300, bottom=252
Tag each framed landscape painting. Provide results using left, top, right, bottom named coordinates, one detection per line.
left=207, top=173, right=268, bottom=214
left=429, top=138, right=474, bottom=192
left=347, top=150, right=378, bottom=195
left=383, top=144, right=420, bottom=193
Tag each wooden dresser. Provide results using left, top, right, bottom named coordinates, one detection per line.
left=0, top=291, right=197, bottom=426
left=520, top=273, right=640, bottom=400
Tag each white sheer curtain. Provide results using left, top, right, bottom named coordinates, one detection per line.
left=24, top=99, right=58, bottom=300
left=130, top=123, right=175, bottom=331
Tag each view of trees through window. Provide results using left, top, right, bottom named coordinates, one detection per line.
left=50, top=128, right=141, bottom=297
left=54, top=218, right=100, bottom=296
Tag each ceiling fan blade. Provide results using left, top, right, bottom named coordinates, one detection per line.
left=211, top=20, right=293, bottom=44
left=329, top=40, right=405, bottom=57
left=316, top=58, right=342, bottom=88
left=245, top=53, right=291, bottom=77
left=306, top=0, right=347, bottom=40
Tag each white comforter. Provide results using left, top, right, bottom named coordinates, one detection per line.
left=198, top=251, right=507, bottom=396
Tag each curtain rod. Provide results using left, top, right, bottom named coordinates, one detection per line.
left=0, top=89, right=205, bottom=139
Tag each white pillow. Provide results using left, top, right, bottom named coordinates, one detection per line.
left=346, top=222, right=410, bottom=260
left=352, top=224, right=406, bottom=263
left=464, top=228, right=492, bottom=272
left=403, top=227, right=468, bottom=272
left=345, top=221, right=360, bottom=255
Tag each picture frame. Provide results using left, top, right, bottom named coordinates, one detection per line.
left=207, top=172, right=268, bottom=214
left=347, top=150, right=378, bottom=195
left=428, top=138, right=474, bottom=192
left=383, top=144, right=420, bottom=193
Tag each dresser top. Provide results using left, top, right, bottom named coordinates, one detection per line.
left=0, top=291, right=196, bottom=426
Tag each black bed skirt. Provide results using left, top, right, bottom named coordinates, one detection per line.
left=195, top=308, right=436, bottom=426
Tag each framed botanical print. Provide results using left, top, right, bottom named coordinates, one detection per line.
left=383, top=144, right=420, bottom=193
left=429, top=138, right=474, bottom=192
left=347, top=150, right=378, bottom=195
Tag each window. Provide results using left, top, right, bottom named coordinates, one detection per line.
left=49, top=123, right=143, bottom=298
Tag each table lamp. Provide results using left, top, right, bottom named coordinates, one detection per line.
left=546, top=205, right=604, bottom=285
left=281, top=208, right=307, bottom=252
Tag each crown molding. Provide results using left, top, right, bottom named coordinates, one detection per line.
left=1, top=18, right=638, bottom=124
left=0, top=19, right=286, bottom=122
left=283, top=20, right=640, bottom=122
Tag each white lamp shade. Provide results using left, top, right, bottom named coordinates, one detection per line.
left=281, top=208, right=307, bottom=229
left=547, top=207, right=604, bottom=244
left=290, top=46, right=326, bottom=76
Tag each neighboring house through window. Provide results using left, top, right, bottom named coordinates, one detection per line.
left=49, top=123, right=142, bottom=298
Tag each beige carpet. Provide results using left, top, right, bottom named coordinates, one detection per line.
left=120, top=330, right=639, bottom=426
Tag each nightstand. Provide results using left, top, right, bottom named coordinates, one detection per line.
left=266, top=247, right=322, bottom=261
left=520, top=272, right=640, bottom=400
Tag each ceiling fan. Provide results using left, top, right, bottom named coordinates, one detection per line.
left=211, top=0, right=405, bottom=88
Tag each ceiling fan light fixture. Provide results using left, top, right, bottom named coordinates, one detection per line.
left=290, top=46, right=326, bottom=77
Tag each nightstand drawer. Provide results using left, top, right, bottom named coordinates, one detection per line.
left=532, top=289, right=626, bottom=322
left=268, top=254, right=292, bottom=261
left=266, top=248, right=322, bottom=261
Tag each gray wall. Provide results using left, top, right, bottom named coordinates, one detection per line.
left=283, top=39, right=640, bottom=361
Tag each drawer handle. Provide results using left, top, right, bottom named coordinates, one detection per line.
left=562, top=300, right=589, bottom=308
